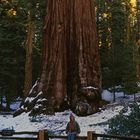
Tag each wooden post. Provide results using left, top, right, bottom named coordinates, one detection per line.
left=87, top=131, right=97, bottom=140
left=38, top=130, right=48, bottom=140
left=92, top=131, right=97, bottom=140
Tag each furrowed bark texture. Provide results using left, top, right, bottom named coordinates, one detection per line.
left=24, top=14, right=35, bottom=98
left=38, top=0, right=101, bottom=113
left=17, top=0, right=101, bottom=116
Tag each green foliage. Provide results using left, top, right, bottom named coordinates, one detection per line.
left=0, top=0, right=26, bottom=99
left=110, top=0, right=131, bottom=87
left=98, top=0, right=138, bottom=95
left=0, top=0, right=45, bottom=107
left=108, top=102, right=140, bottom=136
left=121, top=42, right=139, bottom=94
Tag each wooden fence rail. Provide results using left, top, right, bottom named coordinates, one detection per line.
left=88, top=131, right=140, bottom=140
left=0, top=130, right=140, bottom=140
left=0, top=131, right=38, bottom=139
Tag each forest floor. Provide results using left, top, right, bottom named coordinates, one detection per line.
left=0, top=90, right=140, bottom=137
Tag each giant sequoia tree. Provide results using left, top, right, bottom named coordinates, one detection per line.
left=14, top=0, right=101, bottom=116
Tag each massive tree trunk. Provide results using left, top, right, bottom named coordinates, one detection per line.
left=14, top=0, right=101, bottom=117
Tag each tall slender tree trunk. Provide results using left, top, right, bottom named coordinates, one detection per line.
left=135, top=40, right=140, bottom=80
left=135, top=0, right=140, bottom=80
left=24, top=12, right=35, bottom=98
left=15, top=0, right=101, bottom=116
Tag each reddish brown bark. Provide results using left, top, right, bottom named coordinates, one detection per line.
left=15, top=0, right=101, bottom=116
left=24, top=13, right=35, bottom=98
left=36, top=0, right=101, bottom=114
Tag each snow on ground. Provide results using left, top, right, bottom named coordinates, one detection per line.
left=102, top=90, right=140, bottom=103
left=0, top=106, right=123, bottom=136
left=10, top=101, right=21, bottom=110
left=0, top=90, right=140, bottom=137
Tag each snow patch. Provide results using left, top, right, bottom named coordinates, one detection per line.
left=25, top=97, right=35, bottom=104
left=37, top=91, right=43, bottom=97
left=37, top=98, right=47, bottom=103
left=82, top=86, right=98, bottom=90
left=28, top=80, right=40, bottom=95
left=10, top=101, right=21, bottom=110
left=123, top=106, right=131, bottom=116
